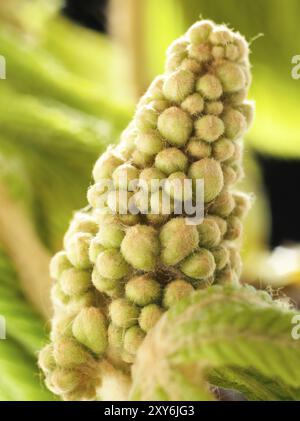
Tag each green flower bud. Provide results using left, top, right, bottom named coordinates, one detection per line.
left=60, top=268, right=91, bottom=296
left=210, top=28, right=233, bottom=45
left=213, top=138, right=235, bottom=161
left=135, top=131, right=163, bottom=156
left=180, top=58, right=203, bottom=74
left=72, top=307, right=108, bottom=355
left=223, top=108, right=247, bottom=140
left=97, top=223, right=125, bottom=249
left=67, top=291, right=96, bottom=315
left=197, top=218, right=221, bottom=248
left=149, top=99, right=170, bottom=113
left=209, top=191, right=235, bottom=217
left=163, top=279, right=194, bottom=308
left=160, top=217, right=199, bottom=265
left=51, top=283, right=70, bottom=307
left=38, top=344, right=56, bottom=373
left=50, top=314, right=74, bottom=341
left=164, top=69, right=195, bottom=103
left=204, top=101, right=224, bottom=116
left=112, top=163, right=140, bottom=190
left=124, top=326, right=145, bottom=355
left=225, top=43, right=239, bottom=61
left=93, top=150, right=124, bottom=182
left=108, top=324, right=124, bottom=349
left=195, top=115, right=224, bottom=143
left=181, top=248, right=216, bottom=279
left=106, top=190, right=134, bottom=214
left=135, top=106, right=159, bottom=131
left=238, top=101, right=255, bottom=128
left=155, top=147, right=188, bottom=175
left=165, top=51, right=187, bottom=72
left=50, top=368, right=81, bottom=395
left=87, top=182, right=108, bottom=209
left=216, top=265, right=239, bottom=286
left=196, top=74, right=223, bottom=100
left=121, top=225, right=160, bottom=271
left=212, top=45, right=225, bottom=60
left=125, top=275, right=161, bottom=306
left=89, top=237, right=105, bottom=264
left=211, top=244, right=230, bottom=270
left=53, top=337, right=91, bottom=368
left=67, top=214, right=98, bottom=238
left=229, top=247, right=243, bottom=277
left=148, top=76, right=165, bottom=100
left=225, top=215, right=243, bottom=241
left=188, top=21, right=213, bottom=44
left=158, top=107, right=193, bottom=146
left=167, top=38, right=189, bottom=55
left=118, top=213, right=141, bottom=226
left=222, top=165, right=238, bottom=186
left=216, top=62, right=246, bottom=93
left=164, top=172, right=192, bottom=202
left=109, top=298, right=139, bottom=328
left=92, top=266, right=120, bottom=294
left=132, top=149, right=154, bottom=169
left=139, top=167, right=166, bottom=191
left=232, top=193, right=251, bottom=219
left=139, top=304, right=163, bottom=332
left=186, top=138, right=211, bottom=160
left=189, top=42, right=212, bottom=62
left=207, top=215, right=227, bottom=237
left=50, top=251, right=72, bottom=280
left=66, top=233, right=92, bottom=270
left=188, top=158, right=224, bottom=203
left=181, top=93, right=204, bottom=116
left=96, top=249, right=130, bottom=280
left=235, top=37, right=249, bottom=61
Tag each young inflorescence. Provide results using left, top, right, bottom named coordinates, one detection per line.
left=39, top=20, right=254, bottom=401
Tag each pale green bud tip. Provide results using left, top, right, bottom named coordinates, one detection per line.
left=189, top=42, right=212, bottom=62
left=160, top=218, right=199, bottom=266
left=155, top=147, right=188, bottom=175
left=112, top=163, right=140, bottom=190
left=124, top=326, right=145, bottom=355
left=216, top=62, right=246, bottom=93
left=38, top=344, right=56, bottom=373
left=92, top=267, right=120, bottom=294
left=125, top=275, right=161, bottom=306
left=135, top=131, right=163, bottom=156
left=197, top=218, right=221, bottom=248
left=93, top=150, right=124, bottom=182
left=188, top=21, right=213, bottom=44
left=139, top=167, right=166, bottom=191
left=210, top=28, right=233, bottom=45
left=196, top=74, right=223, bottom=100
left=121, top=225, right=160, bottom=271
left=212, top=245, right=230, bottom=271
left=109, top=298, right=140, bottom=329
left=72, top=307, right=108, bottom=355
left=163, top=280, right=194, bottom=308
left=65, top=232, right=92, bottom=270
left=209, top=191, right=235, bottom=218
left=53, top=337, right=91, bottom=368
left=181, top=248, right=216, bottom=280
left=139, top=304, right=163, bottom=332
left=225, top=215, right=243, bottom=241
left=60, top=268, right=91, bottom=296
left=135, top=106, right=159, bottom=132
left=108, top=324, right=123, bottom=349
left=232, top=193, right=251, bottom=219
left=97, top=223, right=125, bottom=249
left=195, top=115, right=224, bottom=143
left=223, top=108, right=247, bottom=140
left=96, top=249, right=129, bottom=280
left=50, top=251, right=72, bottom=280
left=158, top=107, right=193, bottom=147
left=188, top=158, right=224, bottom=203
left=181, top=93, right=204, bottom=116
left=213, top=138, right=235, bottom=162
left=186, top=138, right=211, bottom=160
left=89, top=238, right=105, bottom=264
left=163, top=69, right=195, bottom=103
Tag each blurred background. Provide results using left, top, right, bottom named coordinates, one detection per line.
left=0, top=0, right=300, bottom=400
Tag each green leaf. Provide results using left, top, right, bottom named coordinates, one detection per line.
left=130, top=285, right=300, bottom=400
